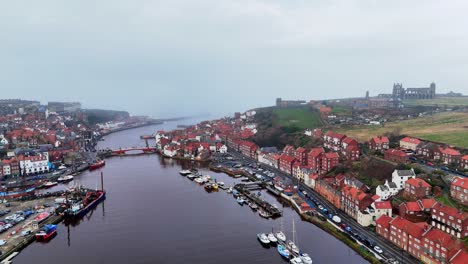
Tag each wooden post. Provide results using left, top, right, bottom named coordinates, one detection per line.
left=101, top=172, right=104, bottom=192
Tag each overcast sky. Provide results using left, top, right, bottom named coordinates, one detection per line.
left=1, top=0, right=467, bottom=117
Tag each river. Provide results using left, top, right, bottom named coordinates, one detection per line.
left=13, top=120, right=366, bottom=264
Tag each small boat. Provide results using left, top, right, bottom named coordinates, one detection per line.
left=217, top=182, right=224, bottom=187
left=89, top=160, right=105, bottom=171
left=227, top=187, right=233, bottom=194
left=287, top=240, right=300, bottom=255
left=267, top=233, right=278, bottom=244
left=33, top=212, right=51, bottom=223
left=194, top=177, right=204, bottom=184
left=35, top=224, right=57, bottom=241
left=237, top=197, right=245, bottom=205
left=259, top=210, right=271, bottom=218
left=290, top=257, right=303, bottom=264
left=277, top=244, right=290, bottom=259
left=57, top=175, right=74, bottom=183
left=300, top=253, right=313, bottom=264
left=257, top=233, right=270, bottom=245
left=187, top=174, right=198, bottom=180
left=211, top=183, right=218, bottom=190
left=44, top=181, right=58, bottom=188
left=179, top=170, right=191, bottom=176
left=249, top=202, right=259, bottom=211
left=232, top=190, right=239, bottom=197
left=275, top=231, right=287, bottom=242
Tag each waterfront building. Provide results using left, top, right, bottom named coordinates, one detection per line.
left=341, top=185, right=373, bottom=220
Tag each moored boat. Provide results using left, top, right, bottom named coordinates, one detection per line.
left=277, top=244, right=290, bottom=259
left=236, top=197, right=245, bottom=205
left=290, top=257, right=303, bottom=264
left=179, top=170, right=191, bottom=176
left=259, top=209, right=271, bottom=218
left=300, top=253, right=313, bottom=264
left=267, top=233, right=278, bottom=244
left=89, top=160, right=105, bottom=171
left=257, top=233, right=270, bottom=246
left=275, top=231, right=287, bottom=242
left=33, top=212, right=51, bottom=223
left=187, top=174, right=198, bottom=180
left=35, top=224, right=57, bottom=241
left=287, top=240, right=300, bottom=255
left=249, top=202, right=259, bottom=211
left=44, top=181, right=58, bottom=188
left=57, top=175, right=74, bottom=183
left=65, top=190, right=106, bottom=219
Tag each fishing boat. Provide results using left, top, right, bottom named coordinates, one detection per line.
left=35, top=224, right=57, bottom=241
left=267, top=232, right=278, bottom=244
left=179, top=170, right=191, bottom=176
left=44, top=181, right=58, bottom=188
left=257, top=233, right=270, bottom=246
left=89, top=160, right=105, bottom=171
left=57, top=175, right=74, bottom=183
left=65, top=190, right=106, bottom=219
left=277, top=244, right=291, bottom=259
left=0, top=186, right=36, bottom=199
left=300, top=253, right=313, bottom=264
left=259, top=209, right=271, bottom=218
left=290, top=257, right=303, bottom=264
left=236, top=197, right=245, bottom=205
left=249, top=202, right=259, bottom=211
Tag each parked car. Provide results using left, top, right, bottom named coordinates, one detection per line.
left=374, top=246, right=383, bottom=254
left=0, top=240, right=6, bottom=246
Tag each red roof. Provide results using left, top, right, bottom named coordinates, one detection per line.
left=450, top=249, right=468, bottom=264
left=390, top=216, right=426, bottom=238
left=324, top=152, right=339, bottom=159
left=342, top=137, right=357, bottom=145
left=439, top=147, right=461, bottom=156
left=309, top=173, right=319, bottom=180
left=462, top=155, right=468, bottom=161
left=375, top=215, right=392, bottom=228
left=371, top=136, right=389, bottom=144
left=308, top=147, right=324, bottom=157
left=385, top=148, right=407, bottom=157
left=404, top=201, right=422, bottom=212
left=432, top=203, right=468, bottom=220
left=374, top=201, right=392, bottom=210
left=452, top=177, right=468, bottom=189
left=405, top=178, right=431, bottom=188
left=400, top=137, right=421, bottom=145
left=423, top=229, right=461, bottom=249
left=296, top=147, right=307, bottom=154
left=419, top=198, right=437, bottom=210
left=372, top=194, right=380, bottom=201
left=342, top=185, right=368, bottom=202
left=280, top=154, right=296, bottom=163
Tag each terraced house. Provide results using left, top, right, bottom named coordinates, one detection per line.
left=450, top=177, right=468, bottom=206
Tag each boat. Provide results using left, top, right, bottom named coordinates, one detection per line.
left=267, top=233, right=278, bottom=244
left=0, top=186, right=36, bottom=199
left=44, top=181, right=58, bottom=188
left=194, top=177, right=204, bottom=184
left=187, top=174, right=198, bottom=180
left=179, top=170, right=191, bottom=176
left=288, top=218, right=300, bottom=255
left=290, top=257, right=303, bottom=264
left=236, top=197, right=245, bottom=205
left=300, top=253, right=313, bottom=264
left=33, top=212, right=51, bottom=223
left=89, top=160, right=105, bottom=171
left=249, top=202, right=258, bottom=211
left=35, top=224, right=57, bottom=241
left=257, top=233, right=270, bottom=246
left=277, top=244, right=291, bottom=259
left=65, top=190, right=106, bottom=219
left=227, top=187, right=233, bottom=194
left=275, top=231, right=286, bottom=242
left=217, top=182, right=224, bottom=187
left=259, top=209, right=271, bottom=218
left=211, top=183, right=218, bottom=190
left=57, top=175, right=74, bottom=183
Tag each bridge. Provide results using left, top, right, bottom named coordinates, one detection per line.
left=109, top=147, right=157, bottom=155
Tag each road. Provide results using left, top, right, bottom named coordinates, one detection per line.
left=228, top=150, right=421, bottom=264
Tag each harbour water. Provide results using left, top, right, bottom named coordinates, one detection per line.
left=13, top=121, right=367, bottom=264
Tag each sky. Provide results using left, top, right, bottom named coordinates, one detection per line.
left=1, top=0, right=468, bottom=118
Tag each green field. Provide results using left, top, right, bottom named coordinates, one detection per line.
left=273, top=108, right=322, bottom=129
left=330, top=105, right=351, bottom=114
left=337, top=112, right=468, bottom=148
left=404, top=97, right=468, bottom=107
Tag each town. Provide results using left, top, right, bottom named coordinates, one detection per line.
left=153, top=87, right=468, bottom=264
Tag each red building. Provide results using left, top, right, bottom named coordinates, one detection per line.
left=420, top=229, right=464, bottom=264
left=431, top=202, right=468, bottom=239
left=461, top=155, right=468, bottom=169
left=307, top=147, right=323, bottom=172
left=376, top=215, right=392, bottom=240
left=340, top=185, right=373, bottom=220
left=369, top=136, right=389, bottom=151
left=295, top=147, right=308, bottom=166
left=439, top=147, right=461, bottom=164
left=450, top=177, right=468, bottom=206
left=321, top=152, right=339, bottom=173
left=279, top=154, right=296, bottom=175
left=282, top=145, right=295, bottom=156
left=404, top=178, right=431, bottom=199
left=384, top=149, right=408, bottom=163
left=343, top=145, right=360, bottom=161
left=239, top=141, right=258, bottom=159
left=315, top=178, right=342, bottom=208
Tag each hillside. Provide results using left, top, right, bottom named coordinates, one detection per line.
left=336, top=111, right=468, bottom=148
left=403, top=97, right=468, bottom=107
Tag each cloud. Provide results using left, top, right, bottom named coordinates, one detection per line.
left=0, top=0, right=467, bottom=117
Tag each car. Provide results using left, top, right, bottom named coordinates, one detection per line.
left=427, top=161, right=434, bottom=166
left=374, top=246, right=383, bottom=254
left=21, top=230, right=31, bottom=237
left=0, top=240, right=6, bottom=246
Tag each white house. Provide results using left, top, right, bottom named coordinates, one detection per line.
left=392, top=169, right=416, bottom=189
left=376, top=180, right=400, bottom=200
left=18, top=153, right=49, bottom=175
left=357, top=201, right=393, bottom=227
left=0, top=135, right=8, bottom=145
left=304, top=129, right=312, bottom=136
left=163, top=145, right=179, bottom=157
left=218, top=145, right=227, bottom=154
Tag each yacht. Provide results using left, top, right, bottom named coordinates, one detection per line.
left=287, top=240, right=300, bottom=255
left=179, top=170, right=191, bottom=176
left=237, top=197, right=245, bottom=205
left=194, top=177, right=204, bottom=184
left=257, top=233, right=270, bottom=246
left=277, top=244, right=290, bottom=259
left=267, top=233, right=278, bottom=244
left=275, top=231, right=286, bottom=242
left=57, top=175, right=74, bottom=183
left=290, top=257, right=303, bottom=264
left=300, top=253, right=313, bottom=264
left=187, top=174, right=198, bottom=180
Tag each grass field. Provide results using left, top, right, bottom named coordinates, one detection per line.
left=404, top=97, right=468, bottom=107
left=330, top=105, right=351, bottom=114
left=337, top=112, right=468, bottom=148
left=273, top=108, right=322, bottom=129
